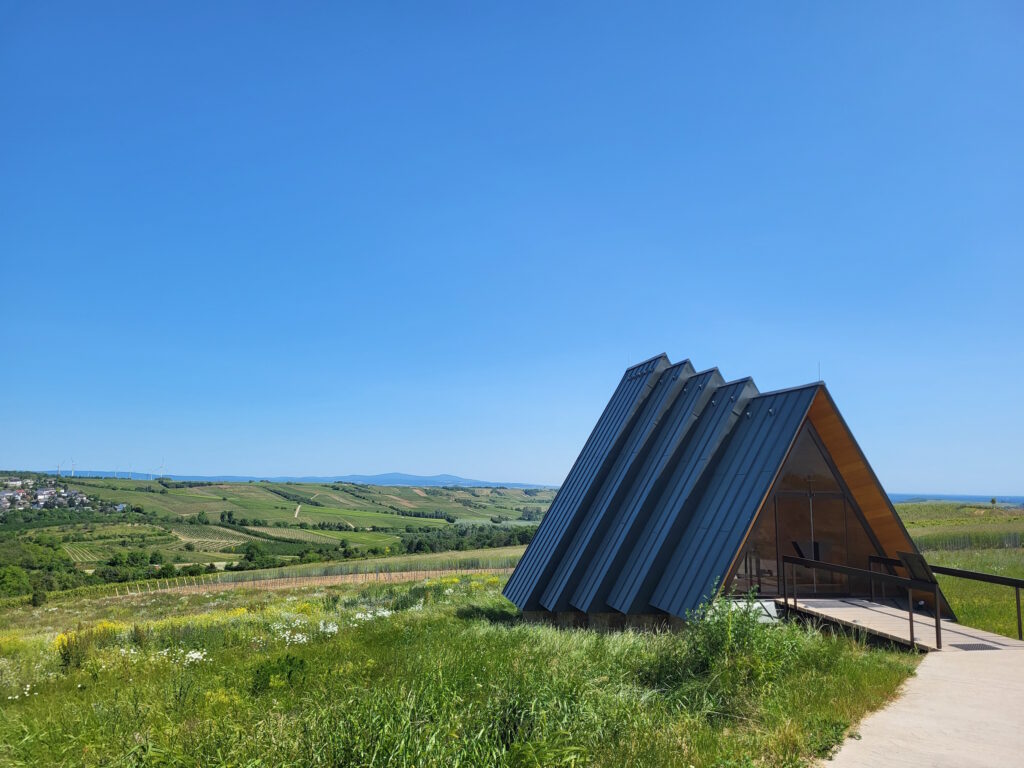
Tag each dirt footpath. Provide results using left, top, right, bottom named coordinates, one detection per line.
left=111, top=567, right=515, bottom=597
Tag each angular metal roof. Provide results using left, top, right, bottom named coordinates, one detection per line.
left=538, top=360, right=695, bottom=612
left=603, top=376, right=760, bottom=615
left=502, top=354, right=671, bottom=610
left=503, top=354, right=823, bottom=618
left=566, top=367, right=726, bottom=614
left=648, top=384, right=817, bottom=616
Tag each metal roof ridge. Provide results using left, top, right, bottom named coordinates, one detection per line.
left=626, top=353, right=672, bottom=371
left=747, top=381, right=821, bottom=398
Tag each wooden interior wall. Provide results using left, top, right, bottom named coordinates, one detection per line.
left=721, top=385, right=951, bottom=617
left=806, top=388, right=919, bottom=559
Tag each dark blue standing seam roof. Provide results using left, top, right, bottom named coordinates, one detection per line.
left=568, top=368, right=725, bottom=613
left=605, top=377, right=760, bottom=615
left=538, top=360, right=695, bottom=611
left=502, top=354, right=670, bottom=610
left=650, top=385, right=818, bottom=617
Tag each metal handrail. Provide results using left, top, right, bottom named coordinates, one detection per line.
left=781, top=555, right=942, bottom=649
left=870, top=554, right=1024, bottom=640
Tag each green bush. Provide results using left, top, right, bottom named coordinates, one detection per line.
left=250, top=653, right=308, bottom=695
left=634, top=596, right=799, bottom=719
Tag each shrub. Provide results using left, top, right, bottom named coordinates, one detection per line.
left=54, top=630, right=91, bottom=670
left=250, top=653, right=308, bottom=695
left=53, top=621, right=124, bottom=670
left=635, top=595, right=799, bottom=719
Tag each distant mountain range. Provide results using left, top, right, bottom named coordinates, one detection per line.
left=32, top=470, right=555, bottom=489
left=12, top=469, right=1021, bottom=500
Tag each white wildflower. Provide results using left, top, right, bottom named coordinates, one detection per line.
left=353, top=608, right=393, bottom=622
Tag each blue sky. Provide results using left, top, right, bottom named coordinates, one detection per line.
left=1, top=3, right=1022, bottom=491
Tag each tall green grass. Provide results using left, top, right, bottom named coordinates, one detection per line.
left=914, top=528, right=1024, bottom=551
left=928, top=549, right=1024, bottom=638
left=0, top=579, right=914, bottom=767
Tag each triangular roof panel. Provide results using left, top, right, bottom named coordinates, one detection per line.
left=504, top=355, right=942, bottom=621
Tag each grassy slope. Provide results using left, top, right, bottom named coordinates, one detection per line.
left=0, top=577, right=914, bottom=768
left=15, top=521, right=244, bottom=567
left=926, top=549, right=1024, bottom=638
left=65, top=479, right=554, bottom=527
left=896, top=501, right=1024, bottom=637
left=24, top=479, right=551, bottom=565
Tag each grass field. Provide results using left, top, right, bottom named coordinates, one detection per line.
left=0, top=575, right=915, bottom=767
left=64, top=478, right=554, bottom=528
left=2, top=477, right=550, bottom=580
left=895, top=501, right=1024, bottom=638
left=3, top=496, right=1018, bottom=766
left=925, top=549, right=1024, bottom=639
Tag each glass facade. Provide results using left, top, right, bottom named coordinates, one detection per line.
left=731, top=425, right=883, bottom=597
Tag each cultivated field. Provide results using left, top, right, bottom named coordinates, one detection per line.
left=0, top=478, right=552, bottom=590
left=65, top=478, right=554, bottom=527
left=246, top=526, right=402, bottom=550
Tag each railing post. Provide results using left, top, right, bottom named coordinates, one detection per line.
left=908, top=588, right=915, bottom=647
left=782, top=559, right=787, bottom=610
left=869, top=561, right=875, bottom=602
left=1017, top=587, right=1022, bottom=641
left=786, top=561, right=794, bottom=610
left=933, top=583, right=942, bottom=650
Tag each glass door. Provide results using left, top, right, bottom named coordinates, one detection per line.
left=809, top=493, right=847, bottom=594
left=727, top=424, right=887, bottom=598
left=777, top=492, right=814, bottom=593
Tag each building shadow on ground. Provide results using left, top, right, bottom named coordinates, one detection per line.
left=455, top=604, right=520, bottom=625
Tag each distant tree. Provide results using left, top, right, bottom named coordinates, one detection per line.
left=149, top=550, right=165, bottom=565
left=30, top=586, right=47, bottom=607
left=126, top=550, right=149, bottom=568
left=992, top=497, right=998, bottom=506
left=107, top=551, right=128, bottom=567
left=184, top=542, right=196, bottom=552
left=0, top=565, right=31, bottom=597
left=242, top=542, right=266, bottom=562
left=196, top=510, right=209, bottom=525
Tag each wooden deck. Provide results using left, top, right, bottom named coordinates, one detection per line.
left=775, top=597, right=1024, bottom=652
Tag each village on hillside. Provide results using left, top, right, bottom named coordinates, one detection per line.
left=0, top=475, right=91, bottom=515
